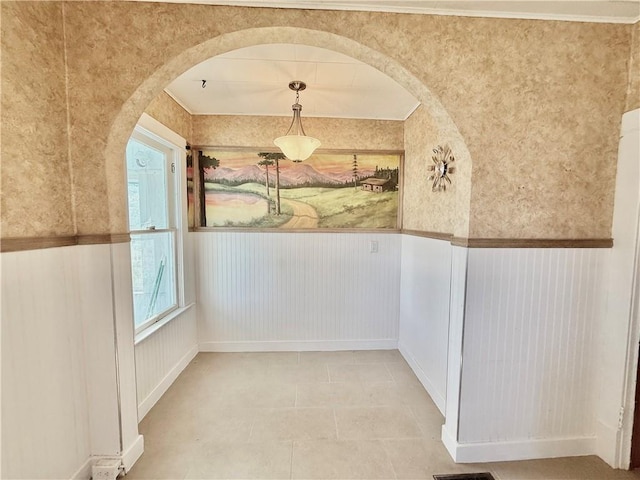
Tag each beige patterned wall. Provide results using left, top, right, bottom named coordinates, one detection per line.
left=402, top=105, right=472, bottom=235
left=1, top=2, right=74, bottom=238
left=145, top=92, right=192, bottom=143
left=627, top=22, right=640, bottom=112
left=403, top=105, right=450, bottom=233
left=1, top=2, right=633, bottom=239
left=192, top=115, right=403, bottom=150
left=463, top=20, right=631, bottom=239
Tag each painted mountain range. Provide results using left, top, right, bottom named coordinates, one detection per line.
left=205, top=163, right=375, bottom=187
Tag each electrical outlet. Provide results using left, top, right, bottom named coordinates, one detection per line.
left=369, top=240, right=379, bottom=253
left=92, top=459, right=122, bottom=480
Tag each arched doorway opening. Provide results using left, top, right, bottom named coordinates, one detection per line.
left=106, top=27, right=472, bottom=239
left=108, top=26, right=474, bottom=471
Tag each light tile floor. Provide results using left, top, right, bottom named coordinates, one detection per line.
left=127, top=350, right=640, bottom=480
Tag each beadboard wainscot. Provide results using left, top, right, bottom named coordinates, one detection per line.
left=445, top=247, right=607, bottom=463
left=196, top=231, right=401, bottom=351
left=398, top=232, right=452, bottom=414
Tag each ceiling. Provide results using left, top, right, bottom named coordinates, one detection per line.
left=163, top=1, right=639, bottom=120
left=165, top=44, right=420, bottom=120
left=140, top=1, right=640, bottom=23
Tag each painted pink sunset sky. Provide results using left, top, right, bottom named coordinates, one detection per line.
left=202, top=150, right=399, bottom=175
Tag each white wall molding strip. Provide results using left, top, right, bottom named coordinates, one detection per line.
left=606, top=107, right=640, bottom=468
left=398, top=341, right=445, bottom=415
left=68, top=433, right=144, bottom=480
left=121, top=434, right=145, bottom=472
left=69, top=457, right=93, bottom=480
left=442, top=427, right=597, bottom=463
left=137, top=345, right=198, bottom=421
left=621, top=108, right=640, bottom=135
left=199, top=339, right=398, bottom=352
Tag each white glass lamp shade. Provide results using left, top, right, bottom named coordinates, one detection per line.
left=274, top=135, right=321, bottom=162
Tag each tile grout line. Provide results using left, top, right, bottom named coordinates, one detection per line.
left=379, top=438, right=399, bottom=480
left=383, top=361, right=396, bottom=384
left=289, top=440, right=295, bottom=480
left=406, top=403, right=424, bottom=436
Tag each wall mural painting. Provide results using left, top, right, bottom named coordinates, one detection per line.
left=186, top=149, right=195, bottom=229
left=196, top=149, right=401, bottom=229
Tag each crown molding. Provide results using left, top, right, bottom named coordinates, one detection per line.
left=163, top=89, right=195, bottom=115
left=132, top=0, right=640, bottom=24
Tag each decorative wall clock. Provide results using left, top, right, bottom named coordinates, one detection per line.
left=428, top=144, right=455, bottom=192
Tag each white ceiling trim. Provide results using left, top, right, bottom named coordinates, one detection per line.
left=164, top=44, right=422, bottom=120
left=132, top=0, right=640, bottom=24
left=165, top=89, right=195, bottom=115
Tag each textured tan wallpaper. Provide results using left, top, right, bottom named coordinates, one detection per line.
left=2, top=2, right=632, bottom=239
left=404, top=105, right=456, bottom=233
left=1, top=2, right=74, bottom=238
left=627, top=22, right=640, bottom=112
left=192, top=115, right=404, bottom=151
left=145, top=91, right=192, bottom=143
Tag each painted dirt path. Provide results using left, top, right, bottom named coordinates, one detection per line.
left=280, top=198, right=319, bottom=228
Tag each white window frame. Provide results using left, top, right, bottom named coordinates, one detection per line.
left=127, top=113, right=187, bottom=336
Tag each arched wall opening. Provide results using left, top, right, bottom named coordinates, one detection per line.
left=105, top=26, right=473, bottom=239
left=111, top=26, right=475, bottom=471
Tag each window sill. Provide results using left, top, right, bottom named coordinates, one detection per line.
left=134, top=303, right=195, bottom=345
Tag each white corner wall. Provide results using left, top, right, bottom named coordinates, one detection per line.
left=1, top=243, right=143, bottom=479
left=196, top=232, right=401, bottom=351
left=2, top=246, right=93, bottom=480
left=445, top=247, right=607, bottom=463
left=596, top=108, right=640, bottom=468
left=398, top=234, right=452, bottom=414
left=135, top=307, right=198, bottom=420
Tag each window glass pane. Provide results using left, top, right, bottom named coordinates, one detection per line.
left=126, top=137, right=169, bottom=230
left=130, top=232, right=176, bottom=327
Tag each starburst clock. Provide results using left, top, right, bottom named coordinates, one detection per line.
left=428, top=145, right=455, bottom=192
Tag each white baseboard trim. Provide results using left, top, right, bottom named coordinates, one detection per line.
left=68, top=436, right=145, bottom=479
left=441, top=424, right=459, bottom=461
left=70, top=456, right=93, bottom=480
left=398, top=341, right=446, bottom=415
left=121, top=434, right=145, bottom=472
left=198, top=339, right=398, bottom=352
left=442, top=426, right=597, bottom=463
left=137, top=345, right=198, bottom=420
left=595, top=419, right=622, bottom=468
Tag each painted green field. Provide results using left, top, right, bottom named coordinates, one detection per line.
left=281, top=187, right=397, bottom=228
left=204, top=182, right=398, bottom=229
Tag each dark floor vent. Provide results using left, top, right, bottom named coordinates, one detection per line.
left=433, top=474, right=495, bottom=480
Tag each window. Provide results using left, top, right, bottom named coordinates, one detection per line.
left=126, top=126, right=182, bottom=334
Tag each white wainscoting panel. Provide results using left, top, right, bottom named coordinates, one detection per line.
left=443, top=245, right=469, bottom=452
left=398, top=235, right=452, bottom=414
left=2, top=247, right=92, bottom=479
left=456, top=248, right=605, bottom=459
left=75, top=244, right=122, bottom=457
left=196, top=232, right=401, bottom=351
left=110, top=242, right=144, bottom=469
left=135, top=307, right=198, bottom=420
left=596, top=108, right=640, bottom=468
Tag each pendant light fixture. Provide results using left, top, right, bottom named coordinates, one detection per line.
left=274, top=81, right=321, bottom=161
